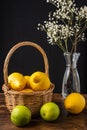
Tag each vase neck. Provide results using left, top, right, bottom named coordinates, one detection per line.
left=64, top=52, right=80, bottom=68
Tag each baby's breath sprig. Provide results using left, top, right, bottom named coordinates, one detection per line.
left=37, top=0, right=87, bottom=53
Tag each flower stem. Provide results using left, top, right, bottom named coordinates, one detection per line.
left=57, top=41, right=66, bottom=52
left=65, top=38, right=68, bottom=52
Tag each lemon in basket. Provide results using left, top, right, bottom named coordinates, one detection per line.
left=64, top=93, right=86, bottom=114
left=20, top=88, right=34, bottom=93
left=29, top=71, right=51, bottom=91
left=8, top=72, right=26, bottom=91
left=24, top=75, right=30, bottom=88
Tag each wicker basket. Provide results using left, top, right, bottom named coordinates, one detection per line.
left=2, top=41, right=55, bottom=116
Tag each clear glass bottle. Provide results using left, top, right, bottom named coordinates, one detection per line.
left=62, top=52, right=80, bottom=98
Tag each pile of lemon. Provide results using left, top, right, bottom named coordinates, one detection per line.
left=8, top=71, right=51, bottom=92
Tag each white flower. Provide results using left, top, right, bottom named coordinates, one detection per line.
left=37, top=0, right=87, bottom=52
left=78, top=6, right=87, bottom=19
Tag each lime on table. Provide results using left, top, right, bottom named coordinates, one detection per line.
left=40, top=102, right=60, bottom=122
left=11, top=105, right=31, bottom=126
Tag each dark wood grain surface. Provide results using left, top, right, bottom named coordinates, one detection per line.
left=0, top=93, right=87, bottom=130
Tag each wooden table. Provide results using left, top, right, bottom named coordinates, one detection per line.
left=0, top=93, right=87, bottom=130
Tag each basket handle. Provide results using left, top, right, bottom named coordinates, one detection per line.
left=3, top=41, right=49, bottom=87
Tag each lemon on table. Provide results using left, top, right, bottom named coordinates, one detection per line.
left=64, top=93, right=86, bottom=114
left=29, top=71, right=51, bottom=91
left=11, top=105, right=31, bottom=126
left=8, top=72, right=26, bottom=91
left=24, top=76, right=30, bottom=88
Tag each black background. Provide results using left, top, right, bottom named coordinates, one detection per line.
left=0, top=0, right=87, bottom=93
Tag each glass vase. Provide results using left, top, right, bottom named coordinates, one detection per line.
left=62, top=52, right=80, bottom=98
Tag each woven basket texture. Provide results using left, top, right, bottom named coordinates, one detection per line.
left=2, top=41, right=55, bottom=116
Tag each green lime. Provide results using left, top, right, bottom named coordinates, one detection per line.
left=40, top=102, right=60, bottom=122
left=11, top=105, right=31, bottom=126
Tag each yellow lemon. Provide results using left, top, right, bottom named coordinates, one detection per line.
left=29, top=71, right=51, bottom=91
left=20, top=88, right=34, bottom=93
left=24, top=76, right=30, bottom=88
left=8, top=72, right=26, bottom=91
left=64, top=93, right=86, bottom=114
